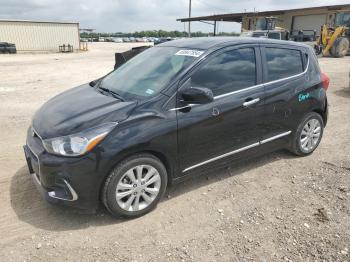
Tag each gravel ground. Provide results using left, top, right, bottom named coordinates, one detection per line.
left=0, top=42, right=349, bottom=262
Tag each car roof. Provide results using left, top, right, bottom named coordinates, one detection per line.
left=158, top=37, right=308, bottom=50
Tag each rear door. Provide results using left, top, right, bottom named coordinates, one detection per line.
left=260, top=44, right=308, bottom=141
left=176, top=45, right=265, bottom=174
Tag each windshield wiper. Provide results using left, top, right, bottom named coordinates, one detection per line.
left=98, top=86, right=125, bottom=101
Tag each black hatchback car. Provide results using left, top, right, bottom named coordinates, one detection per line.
left=24, top=37, right=329, bottom=217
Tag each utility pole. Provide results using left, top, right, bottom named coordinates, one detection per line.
left=188, top=0, right=192, bottom=37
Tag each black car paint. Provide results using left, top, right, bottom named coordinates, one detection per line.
left=32, top=84, right=137, bottom=139
left=24, top=37, right=328, bottom=211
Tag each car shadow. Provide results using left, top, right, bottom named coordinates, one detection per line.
left=165, top=149, right=294, bottom=201
left=10, top=166, right=121, bottom=231
left=10, top=149, right=295, bottom=231
left=334, top=88, right=350, bottom=98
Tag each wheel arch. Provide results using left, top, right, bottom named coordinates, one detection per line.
left=98, top=148, right=175, bottom=201
left=312, top=99, right=328, bottom=127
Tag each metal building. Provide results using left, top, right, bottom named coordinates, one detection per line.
left=0, top=20, right=80, bottom=52
left=177, top=4, right=350, bottom=36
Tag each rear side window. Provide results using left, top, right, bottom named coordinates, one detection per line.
left=265, top=48, right=303, bottom=82
left=307, top=50, right=322, bottom=84
left=191, top=48, right=256, bottom=96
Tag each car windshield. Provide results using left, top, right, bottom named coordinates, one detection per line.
left=100, top=46, right=200, bottom=100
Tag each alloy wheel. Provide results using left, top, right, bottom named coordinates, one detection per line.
left=116, top=165, right=161, bottom=212
left=300, top=118, right=321, bottom=153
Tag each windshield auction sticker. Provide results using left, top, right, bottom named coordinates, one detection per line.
left=175, top=49, right=204, bottom=57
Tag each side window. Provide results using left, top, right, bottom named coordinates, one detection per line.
left=191, top=48, right=256, bottom=96
left=307, top=51, right=321, bottom=84
left=265, top=48, right=303, bottom=82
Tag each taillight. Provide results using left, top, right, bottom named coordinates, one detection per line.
left=321, top=72, right=330, bottom=90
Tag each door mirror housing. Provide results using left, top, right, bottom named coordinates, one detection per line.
left=180, top=87, right=214, bottom=104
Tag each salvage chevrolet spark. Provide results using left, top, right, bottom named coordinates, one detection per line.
left=24, top=38, right=329, bottom=217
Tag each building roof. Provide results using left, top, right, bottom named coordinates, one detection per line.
left=0, top=19, right=79, bottom=25
left=177, top=4, right=350, bottom=23
left=158, top=37, right=309, bottom=50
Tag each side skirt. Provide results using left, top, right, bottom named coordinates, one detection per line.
left=182, top=131, right=292, bottom=173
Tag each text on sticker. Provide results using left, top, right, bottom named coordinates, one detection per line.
left=175, top=50, right=204, bottom=57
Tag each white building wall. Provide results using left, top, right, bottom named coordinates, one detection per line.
left=0, top=21, right=80, bottom=51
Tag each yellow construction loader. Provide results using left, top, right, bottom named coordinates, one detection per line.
left=315, top=11, right=350, bottom=57
left=315, top=25, right=349, bottom=57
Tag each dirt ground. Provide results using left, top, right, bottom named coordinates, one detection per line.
left=0, top=42, right=349, bottom=262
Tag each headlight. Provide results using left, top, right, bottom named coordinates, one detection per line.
left=42, top=122, right=117, bottom=156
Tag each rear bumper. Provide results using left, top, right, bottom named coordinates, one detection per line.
left=23, top=129, right=103, bottom=212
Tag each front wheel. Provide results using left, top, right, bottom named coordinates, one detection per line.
left=290, top=112, right=324, bottom=156
left=102, top=154, right=168, bottom=218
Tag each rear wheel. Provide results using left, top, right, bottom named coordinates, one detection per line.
left=330, top=37, right=349, bottom=58
left=102, top=154, right=167, bottom=218
left=290, top=112, right=324, bottom=156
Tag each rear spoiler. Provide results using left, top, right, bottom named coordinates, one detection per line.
left=114, top=46, right=151, bottom=69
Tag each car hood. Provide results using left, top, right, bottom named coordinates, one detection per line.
left=32, top=84, right=137, bottom=139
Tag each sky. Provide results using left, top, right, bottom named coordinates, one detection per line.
left=0, top=0, right=349, bottom=33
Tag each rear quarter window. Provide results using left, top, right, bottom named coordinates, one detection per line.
left=307, top=50, right=322, bottom=84
left=265, top=47, right=304, bottom=82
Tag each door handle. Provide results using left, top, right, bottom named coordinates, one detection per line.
left=243, top=98, right=260, bottom=107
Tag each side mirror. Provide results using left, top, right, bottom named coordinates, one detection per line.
left=180, top=87, right=214, bottom=104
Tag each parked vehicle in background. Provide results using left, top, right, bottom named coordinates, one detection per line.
left=289, top=30, right=317, bottom=42
left=154, top=37, right=173, bottom=45
left=241, top=17, right=290, bottom=41
left=314, top=13, right=350, bottom=58
left=112, top=38, right=123, bottom=43
left=0, top=42, right=17, bottom=54
left=129, top=37, right=136, bottom=42
left=243, top=30, right=289, bottom=40
left=24, top=37, right=329, bottom=218
left=123, top=37, right=130, bottom=42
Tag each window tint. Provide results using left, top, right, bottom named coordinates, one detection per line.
left=265, top=48, right=303, bottom=82
left=191, top=48, right=256, bottom=96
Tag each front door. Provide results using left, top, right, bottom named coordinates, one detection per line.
left=176, top=46, right=265, bottom=175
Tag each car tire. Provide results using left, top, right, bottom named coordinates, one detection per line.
left=102, top=154, right=168, bottom=218
left=290, top=112, right=324, bottom=156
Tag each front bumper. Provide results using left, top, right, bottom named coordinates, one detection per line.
left=23, top=127, right=102, bottom=211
